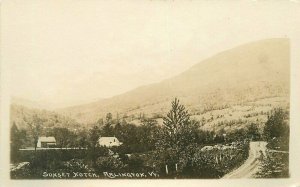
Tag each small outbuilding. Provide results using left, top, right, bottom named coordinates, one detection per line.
left=37, top=136, right=56, bottom=148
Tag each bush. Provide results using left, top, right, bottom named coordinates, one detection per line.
left=255, top=151, right=289, bottom=178
left=64, top=159, right=94, bottom=173
left=181, top=142, right=249, bottom=178
left=95, top=156, right=126, bottom=173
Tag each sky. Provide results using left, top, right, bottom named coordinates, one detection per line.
left=2, top=0, right=300, bottom=108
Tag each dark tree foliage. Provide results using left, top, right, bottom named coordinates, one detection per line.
left=11, top=122, right=27, bottom=162
left=95, top=156, right=126, bottom=173
left=106, top=113, right=113, bottom=123
left=48, top=127, right=76, bottom=148
left=113, top=122, right=122, bottom=138
left=102, top=113, right=114, bottom=136
left=23, top=115, right=42, bottom=152
left=156, top=98, right=199, bottom=172
left=138, top=119, right=158, bottom=151
left=86, top=126, right=101, bottom=166
left=264, top=108, right=288, bottom=139
left=100, top=118, right=159, bottom=154
left=264, top=108, right=289, bottom=150
left=226, top=128, right=248, bottom=142
left=247, top=123, right=261, bottom=141
left=114, top=123, right=144, bottom=153
left=160, top=98, right=197, bottom=150
left=88, top=126, right=101, bottom=149
left=76, top=129, right=89, bottom=148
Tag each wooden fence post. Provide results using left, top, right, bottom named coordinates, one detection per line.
left=165, top=165, right=168, bottom=175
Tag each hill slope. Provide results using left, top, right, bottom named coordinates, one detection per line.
left=10, top=104, right=83, bottom=130
left=57, top=38, right=290, bottom=124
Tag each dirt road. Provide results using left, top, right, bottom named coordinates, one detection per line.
left=223, top=141, right=267, bottom=179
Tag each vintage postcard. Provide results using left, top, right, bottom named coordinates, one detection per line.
left=1, top=1, right=300, bottom=187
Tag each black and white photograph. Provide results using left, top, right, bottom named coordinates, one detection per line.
left=1, top=0, right=300, bottom=186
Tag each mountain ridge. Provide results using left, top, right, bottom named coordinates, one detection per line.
left=33, top=38, right=290, bottom=124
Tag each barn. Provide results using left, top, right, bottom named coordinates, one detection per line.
left=37, top=137, right=56, bottom=148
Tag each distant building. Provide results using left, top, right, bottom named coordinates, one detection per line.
left=98, top=137, right=123, bottom=148
left=37, top=137, right=56, bottom=148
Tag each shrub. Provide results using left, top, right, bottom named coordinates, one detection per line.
left=255, top=151, right=289, bottom=178
left=95, top=156, right=126, bottom=173
left=181, top=142, right=249, bottom=178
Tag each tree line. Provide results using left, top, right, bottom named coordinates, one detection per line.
left=10, top=98, right=289, bottom=178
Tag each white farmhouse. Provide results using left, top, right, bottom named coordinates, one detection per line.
left=98, top=137, right=123, bottom=148
left=37, top=136, right=56, bottom=148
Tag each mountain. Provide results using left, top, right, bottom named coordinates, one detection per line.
left=57, top=38, right=290, bottom=124
left=11, top=96, right=105, bottom=110
left=11, top=97, right=49, bottom=110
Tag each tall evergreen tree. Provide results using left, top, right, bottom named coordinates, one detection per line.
left=264, top=108, right=288, bottom=140
left=156, top=98, right=198, bottom=173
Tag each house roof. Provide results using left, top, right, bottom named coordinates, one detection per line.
left=99, top=137, right=118, bottom=142
left=98, top=137, right=122, bottom=146
left=38, top=136, right=56, bottom=142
